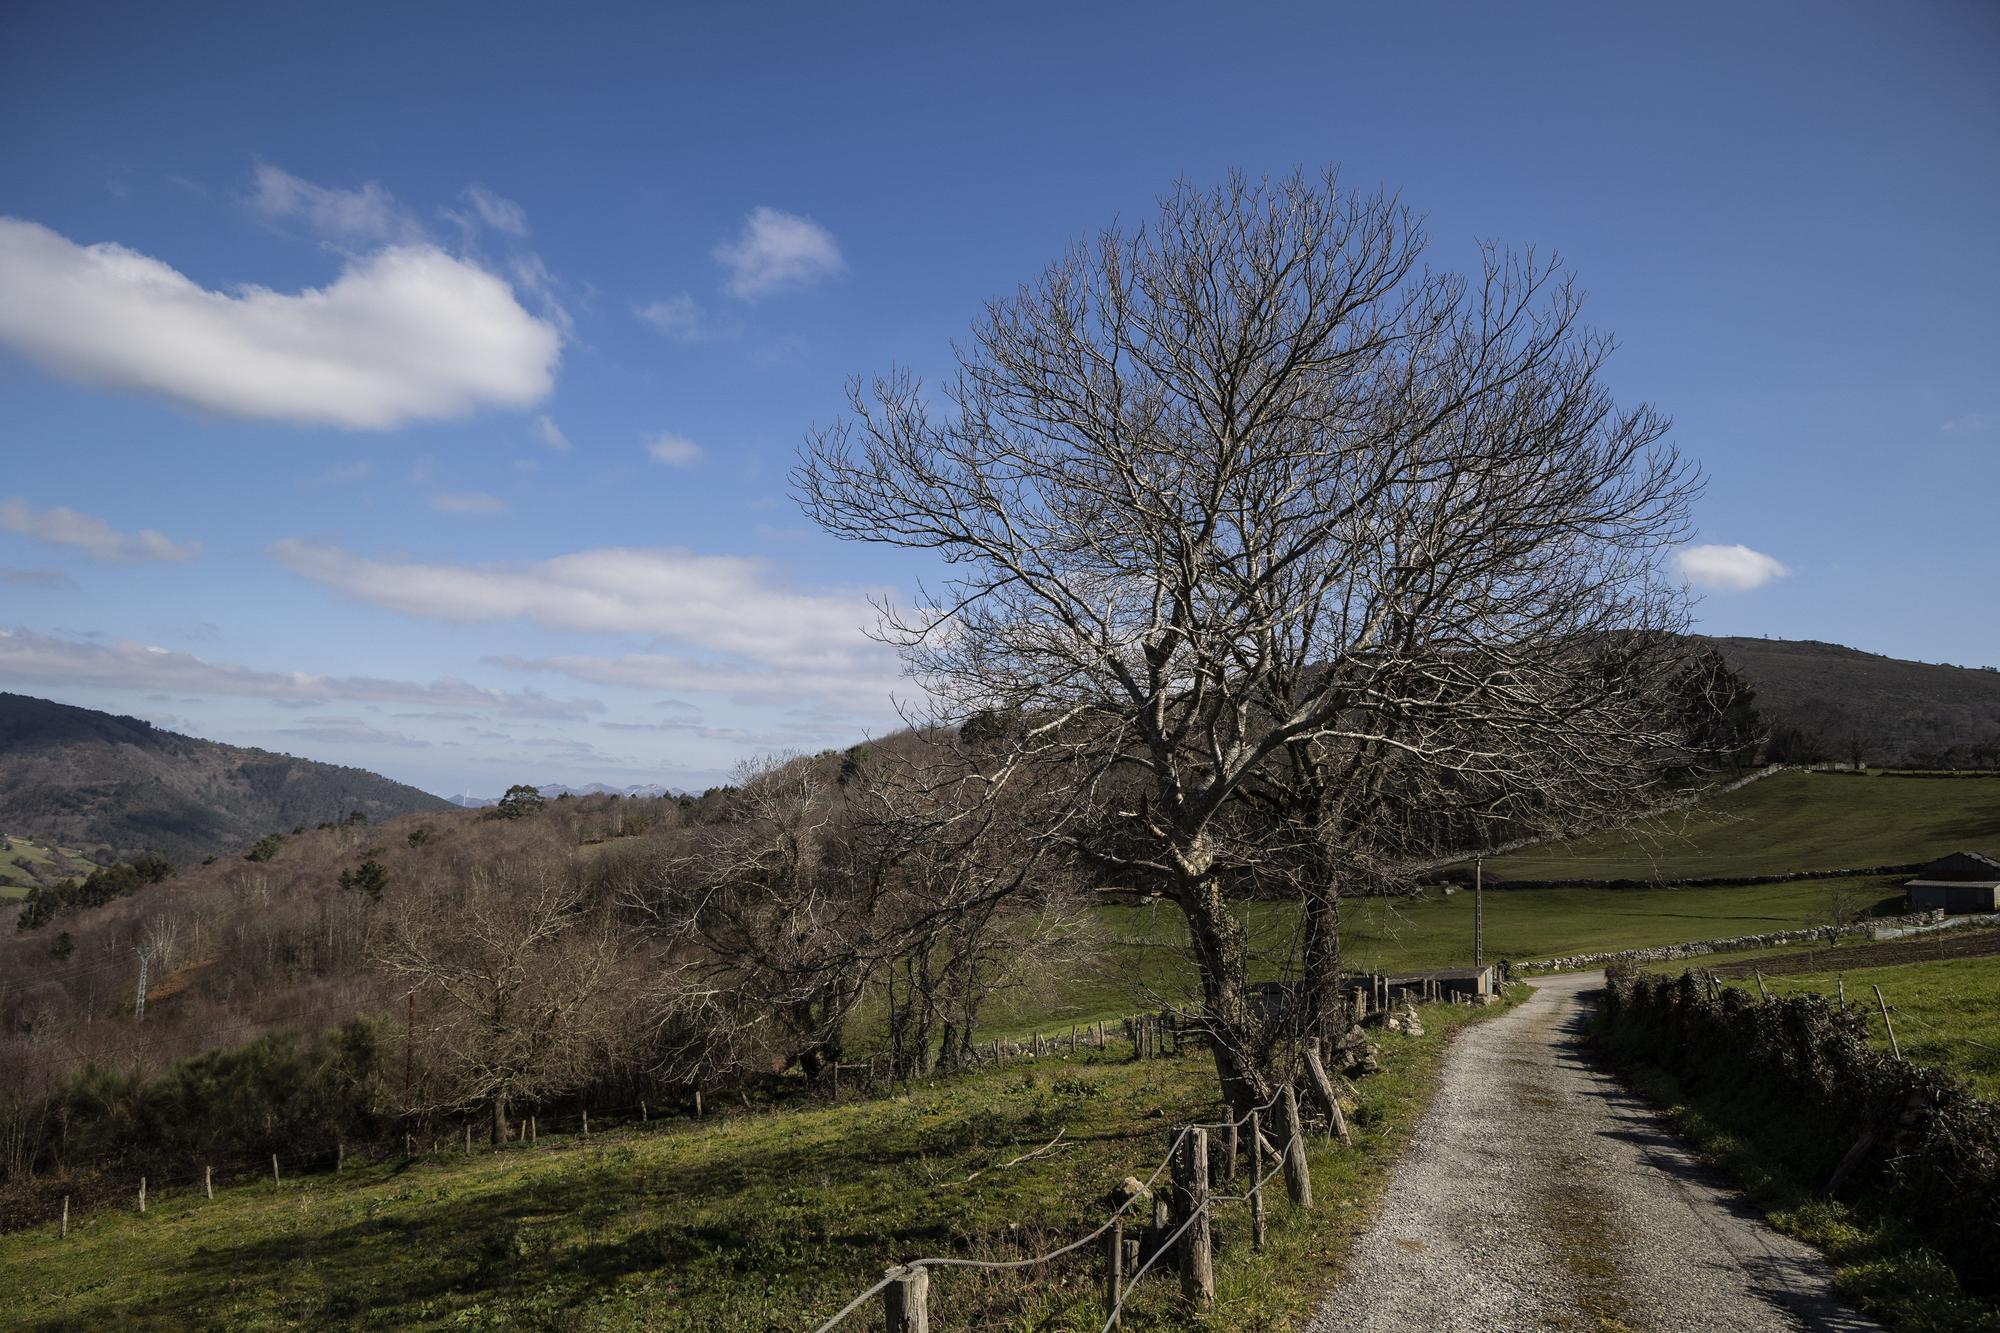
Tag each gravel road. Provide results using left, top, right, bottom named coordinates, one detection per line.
left=1308, top=972, right=1880, bottom=1332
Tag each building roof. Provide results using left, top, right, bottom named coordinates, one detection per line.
left=1907, top=851, right=2000, bottom=886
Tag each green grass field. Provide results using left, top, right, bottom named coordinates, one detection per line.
left=0, top=999, right=1513, bottom=1331
left=971, top=877, right=1906, bottom=1040
left=0, top=834, right=96, bottom=901
left=1706, top=951, right=2000, bottom=1101
left=1486, top=770, right=2000, bottom=882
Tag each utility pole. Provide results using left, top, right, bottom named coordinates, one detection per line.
left=1473, top=856, right=1484, bottom=975
left=134, top=950, right=148, bottom=1020
left=403, top=989, right=416, bottom=1135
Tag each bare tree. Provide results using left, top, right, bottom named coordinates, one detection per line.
left=375, top=851, right=620, bottom=1144
left=797, top=170, right=1710, bottom=1106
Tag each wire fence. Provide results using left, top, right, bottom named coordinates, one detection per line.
left=15, top=1005, right=1198, bottom=1238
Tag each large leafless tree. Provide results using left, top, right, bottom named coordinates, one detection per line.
left=796, top=170, right=1714, bottom=1107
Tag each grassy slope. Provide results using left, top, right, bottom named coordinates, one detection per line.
left=1487, top=770, right=2000, bottom=882
left=0, top=834, right=95, bottom=900
left=974, top=878, right=1904, bottom=1039
left=1712, top=953, right=2000, bottom=1100
left=0, top=999, right=1513, bottom=1331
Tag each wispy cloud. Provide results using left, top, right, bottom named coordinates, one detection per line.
left=1943, top=410, right=1995, bottom=436
left=301, top=460, right=375, bottom=487
left=645, top=432, right=703, bottom=467
left=0, top=218, right=562, bottom=429
left=430, top=491, right=510, bottom=515
left=0, top=566, right=77, bottom=590
left=714, top=206, right=844, bottom=299
left=0, top=497, right=200, bottom=563
left=461, top=184, right=529, bottom=238
left=534, top=415, right=572, bottom=453
left=1676, top=543, right=1790, bottom=592
left=277, top=714, right=432, bottom=749
left=636, top=294, right=706, bottom=340
left=271, top=539, right=901, bottom=715
left=0, top=627, right=603, bottom=719
left=248, top=164, right=422, bottom=244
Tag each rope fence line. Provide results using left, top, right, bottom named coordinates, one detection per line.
left=810, top=1072, right=1325, bottom=1331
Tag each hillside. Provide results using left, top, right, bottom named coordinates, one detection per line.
left=0, top=693, right=454, bottom=863
left=0, top=834, right=96, bottom=900
left=1709, top=636, right=2000, bottom=768
left=1486, top=769, right=2000, bottom=883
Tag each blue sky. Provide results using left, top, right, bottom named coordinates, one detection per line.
left=1, top=1, right=1995, bottom=797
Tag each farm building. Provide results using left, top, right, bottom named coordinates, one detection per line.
left=1904, top=851, right=2000, bottom=914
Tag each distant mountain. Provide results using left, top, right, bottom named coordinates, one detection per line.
left=0, top=693, right=455, bottom=863
left=1706, top=637, right=2000, bottom=768
left=448, top=782, right=676, bottom=808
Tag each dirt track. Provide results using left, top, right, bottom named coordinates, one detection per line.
left=1307, top=973, right=1880, bottom=1332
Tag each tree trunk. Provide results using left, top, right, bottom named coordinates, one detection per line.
left=490, top=1090, right=509, bottom=1146
left=1299, top=883, right=1345, bottom=1042
left=1176, top=873, right=1271, bottom=1109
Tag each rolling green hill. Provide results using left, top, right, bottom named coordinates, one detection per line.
left=0, top=693, right=454, bottom=863
left=1486, top=770, right=2000, bottom=883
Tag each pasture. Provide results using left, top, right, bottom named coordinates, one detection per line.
left=0, top=1002, right=1507, bottom=1331
left=1485, top=770, right=2000, bottom=882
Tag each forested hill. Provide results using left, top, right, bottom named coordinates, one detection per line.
left=1707, top=636, right=2000, bottom=768
left=0, top=693, right=454, bottom=863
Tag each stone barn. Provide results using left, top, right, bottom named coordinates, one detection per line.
left=1904, top=851, right=2000, bottom=914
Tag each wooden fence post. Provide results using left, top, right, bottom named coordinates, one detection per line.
left=1755, top=969, right=1770, bottom=1000
left=1874, top=985, right=1902, bottom=1062
left=530, top=1115, right=538, bottom=1143
left=1105, top=1215, right=1124, bottom=1329
left=1837, top=975, right=1847, bottom=1010
left=1223, top=1116, right=1239, bottom=1182
left=1248, top=1110, right=1266, bottom=1252
left=271, top=1154, right=281, bottom=1187
left=641, top=1099, right=648, bottom=1122
left=1175, top=1126, right=1214, bottom=1309
left=1301, top=1041, right=1352, bottom=1144
left=884, top=1263, right=929, bottom=1332
left=1280, top=1085, right=1313, bottom=1209
left=582, top=1107, right=590, bottom=1139
left=138, top=1177, right=146, bottom=1214
left=464, top=1124, right=472, bottom=1155
left=205, top=1164, right=213, bottom=1199
left=61, top=1195, right=69, bottom=1239
left=336, top=1142, right=345, bottom=1173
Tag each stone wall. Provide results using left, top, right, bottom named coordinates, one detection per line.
left=1510, top=909, right=1947, bottom=975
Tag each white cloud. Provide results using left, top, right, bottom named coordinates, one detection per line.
left=277, top=715, right=432, bottom=749
left=535, top=414, right=573, bottom=452
left=0, top=627, right=602, bottom=718
left=462, top=185, right=529, bottom=237
left=492, top=650, right=898, bottom=715
left=271, top=539, right=903, bottom=715
left=248, top=164, right=419, bottom=243
left=0, top=218, right=562, bottom=429
left=714, top=206, right=845, bottom=299
left=1676, top=543, right=1791, bottom=592
left=636, top=294, right=706, bottom=340
left=645, top=432, right=703, bottom=467
left=0, top=497, right=200, bottom=562
left=431, top=491, right=510, bottom=515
